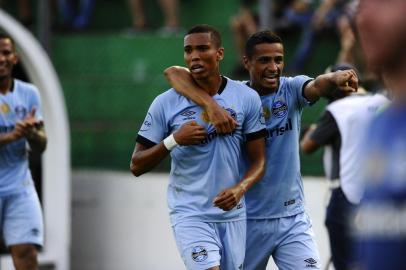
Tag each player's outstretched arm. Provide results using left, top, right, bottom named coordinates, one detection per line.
left=131, top=121, right=207, bottom=177
left=164, top=66, right=237, bottom=134
left=213, top=137, right=266, bottom=211
left=303, top=69, right=358, bottom=103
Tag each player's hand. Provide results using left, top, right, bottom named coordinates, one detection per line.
left=205, top=102, right=237, bottom=134
left=16, top=108, right=39, bottom=139
left=173, top=121, right=207, bottom=145
left=8, top=124, right=25, bottom=141
left=334, top=69, right=358, bottom=93
left=213, top=184, right=245, bottom=211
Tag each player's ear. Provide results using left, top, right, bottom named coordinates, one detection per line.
left=11, top=52, right=18, bottom=65
left=243, top=56, right=250, bottom=69
left=216, top=47, right=224, bottom=61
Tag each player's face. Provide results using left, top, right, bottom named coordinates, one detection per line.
left=184, top=32, right=224, bottom=81
left=243, top=42, right=284, bottom=95
left=0, top=38, right=17, bottom=81
left=356, top=0, right=406, bottom=72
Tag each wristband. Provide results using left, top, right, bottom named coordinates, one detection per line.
left=163, top=134, right=178, bottom=151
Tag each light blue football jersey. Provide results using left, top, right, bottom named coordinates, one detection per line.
left=244, top=75, right=313, bottom=219
left=137, top=77, right=266, bottom=225
left=0, top=79, right=43, bottom=195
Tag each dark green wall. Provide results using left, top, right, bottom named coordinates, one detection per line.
left=49, top=0, right=338, bottom=174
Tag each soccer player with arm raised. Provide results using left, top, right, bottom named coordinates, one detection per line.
left=165, top=30, right=357, bottom=270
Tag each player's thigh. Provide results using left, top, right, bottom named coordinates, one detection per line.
left=172, top=220, right=245, bottom=270
left=2, top=189, right=44, bottom=247
left=172, top=221, right=221, bottom=270
left=216, top=220, right=246, bottom=270
left=273, top=213, right=321, bottom=270
left=244, top=219, right=276, bottom=270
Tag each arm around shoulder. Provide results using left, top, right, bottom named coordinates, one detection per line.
left=163, top=66, right=237, bottom=134
left=164, top=66, right=212, bottom=107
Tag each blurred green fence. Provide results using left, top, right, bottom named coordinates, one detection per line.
left=47, top=0, right=339, bottom=174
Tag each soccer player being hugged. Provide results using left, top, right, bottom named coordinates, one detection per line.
left=130, top=25, right=267, bottom=270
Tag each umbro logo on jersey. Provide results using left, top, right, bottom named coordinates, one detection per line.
left=181, top=110, right=197, bottom=121
left=304, top=258, right=318, bottom=268
left=180, top=110, right=197, bottom=119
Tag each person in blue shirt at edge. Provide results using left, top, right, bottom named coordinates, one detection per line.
left=0, top=32, right=47, bottom=270
left=164, top=30, right=358, bottom=270
left=130, top=24, right=267, bottom=270
left=351, top=1, right=406, bottom=270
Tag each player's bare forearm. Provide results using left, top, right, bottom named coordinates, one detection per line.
left=164, top=66, right=212, bottom=107
left=213, top=137, right=266, bottom=211
left=304, top=70, right=358, bottom=102
left=300, top=124, right=319, bottom=154
left=238, top=137, right=266, bottom=192
left=164, top=66, right=237, bottom=133
left=130, top=142, right=170, bottom=177
left=0, top=132, right=20, bottom=147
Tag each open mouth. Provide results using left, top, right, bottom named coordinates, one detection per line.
left=263, top=73, right=278, bottom=83
left=190, top=64, right=204, bottom=74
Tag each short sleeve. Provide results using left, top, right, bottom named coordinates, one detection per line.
left=243, top=90, right=266, bottom=139
left=289, top=75, right=313, bottom=109
left=137, top=96, right=168, bottom=146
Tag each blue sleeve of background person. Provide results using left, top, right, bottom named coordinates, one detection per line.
left=242, top=87, right=266, bottom=134
left=288, top=75, right=313, bottom=110
left=137, top=93, right=170, bottom=145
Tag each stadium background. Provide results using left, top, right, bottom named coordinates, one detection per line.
left=5, top=0, right=339, bottom=175
left=1, top=1, right=345, bottom=269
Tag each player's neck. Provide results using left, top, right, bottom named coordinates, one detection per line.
left=249, top=81, right=277, bottom=96
left=195, top=74, right=222, bottom=96
left=0, top=78, right=12, bottom=94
